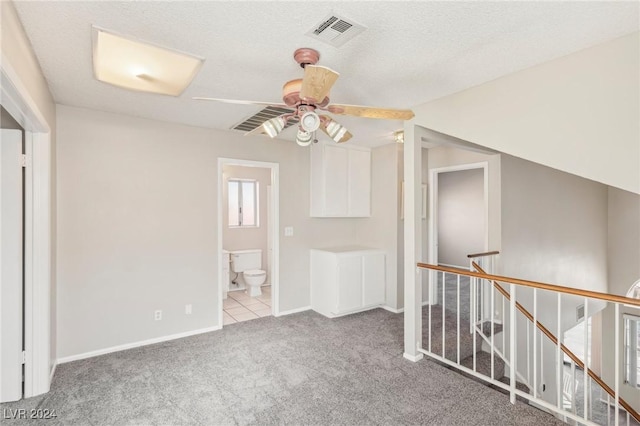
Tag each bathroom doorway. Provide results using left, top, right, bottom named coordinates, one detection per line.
left=217, top=158, right=279, bottom=327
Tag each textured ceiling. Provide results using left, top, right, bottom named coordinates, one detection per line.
left=13, top=1, right=640, bottom=147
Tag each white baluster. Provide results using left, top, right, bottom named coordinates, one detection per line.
left=491, top=277, right=495, bottom=380
left=583, top=298, right=589, bottom=422
left=614, top=303, right=620, bottom=426
left=509, top=283, right=516, bottom=404
left=457, top=274, right=460, bottom=364
left=442, top=271, right=446, bottom=358
left=557, top=293, right=562, bottom=411
left=533, top=288, right=538, bottom=399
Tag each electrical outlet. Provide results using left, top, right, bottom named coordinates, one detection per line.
left=185, top=304, right=192, bottom=315
left=154, top=310, right=162, bottom=321
left=284, top=226, right=294, bottom=237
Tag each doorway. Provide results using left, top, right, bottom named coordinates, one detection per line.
left=217, top=158, right=279, bottom=327
left=1, top=121, right=24, bottom=402
left=428, top=162, right=488, bottom=310
left=2, top=61, right=53, bottom=398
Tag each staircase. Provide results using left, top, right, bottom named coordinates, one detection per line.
left=423, top=302, right=529, bottom=395
left=416, top=258, right=640, bottom=425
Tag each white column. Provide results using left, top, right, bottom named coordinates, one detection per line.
left=403, top=121, right=423, bottom=361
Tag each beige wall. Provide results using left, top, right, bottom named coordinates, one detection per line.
left=56, top=105, right=372, bottom=358
left=500, top=154, right=609, bottom=403
left=413, top=32, right=640, bottom=195
left=601, top=187, right=640, bottom=410
left=1, top=0, right=57, bottom=373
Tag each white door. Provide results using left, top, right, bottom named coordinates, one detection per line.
left=1, top=129, right=24, bottom=402
left=337, top=256, right=362, bottom=313
left=362, top=253, right=385, bottom=307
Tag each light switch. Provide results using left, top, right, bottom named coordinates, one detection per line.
left=284, top=226, right=294, bottom=237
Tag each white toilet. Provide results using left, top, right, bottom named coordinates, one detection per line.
left=230, top=249, right=267, bottom=297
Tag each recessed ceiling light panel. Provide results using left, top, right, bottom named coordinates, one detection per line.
left=92, top=27, right=204, bottom=96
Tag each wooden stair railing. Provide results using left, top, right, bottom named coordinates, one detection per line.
left=467, top=250, right=500, bottom=259
left=470, top=261, right=640, bottom=423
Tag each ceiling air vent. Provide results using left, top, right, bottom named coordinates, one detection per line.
left=306, top=14, right=367, bottom=47
left=231, top=106, right=297, bottom=133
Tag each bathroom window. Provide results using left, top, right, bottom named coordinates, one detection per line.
left=228, top=179, right=258, bottom=227
left=624, top=314, right=640, bottom=388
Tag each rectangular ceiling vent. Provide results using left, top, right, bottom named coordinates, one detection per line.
left=231, top=106, right=297, bottom=133
left=306, top=14, right=367, bottom=47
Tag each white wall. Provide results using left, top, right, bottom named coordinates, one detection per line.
left=56, top=105, right=368, bottom=359
left=413, top=32, right=640, bottom=195
left=601, top=187, right=640, bottom=411
left=500, top=154, right=609, bottom=404
left=437, top=168, right=485, bottom=267
left=2, top=0, right=57, bottom=373
left=222, top=164, right=270, bottom=284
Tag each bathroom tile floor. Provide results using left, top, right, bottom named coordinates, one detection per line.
left=223, top=285, right=271, bottom=325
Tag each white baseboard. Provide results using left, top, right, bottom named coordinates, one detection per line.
left=57, top=325, right=222, bottom=364
left=275, top=306, right=311, bottom=317
left=382, top=305, right=404, bottom=313
left=49, top=363, right=57, bottom=382
left=403, top=352, right=424, bottom=362
left=383, top=301, right=432, bottom=314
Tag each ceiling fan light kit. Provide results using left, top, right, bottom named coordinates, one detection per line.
left=296, top=130, right=313, bottom=147
left=194, top=47, right=414, bottom=146
left=262, top=116, right=287, bottom=138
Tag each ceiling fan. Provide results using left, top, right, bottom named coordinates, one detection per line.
left=194, top=48, right=415, bottom=146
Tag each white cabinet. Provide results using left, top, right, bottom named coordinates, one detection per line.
left=310, top=142, right=371, bottom=217
left=310, top=246, right=385, bottom=318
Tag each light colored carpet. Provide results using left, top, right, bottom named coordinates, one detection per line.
left=1, top=309, right=563, bottom=425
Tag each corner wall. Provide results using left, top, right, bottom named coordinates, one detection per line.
left=55, top=105, right=366, bottom=359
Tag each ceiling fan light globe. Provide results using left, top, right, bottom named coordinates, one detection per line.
left=300, top=111, right=321, bottom=133
left=262, top=116, right=286, bottom=138
left=296, top=130, right=313, bottom=147
left=325, top=120, right=348, bottom=143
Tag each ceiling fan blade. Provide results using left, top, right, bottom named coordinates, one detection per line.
left=193, top=97, right=288, bottom=108
left=327, top=104, right=414, bottom=120
left=299, top=65, right=340, bottom=104
left=319, top=115, right=352, bottom=143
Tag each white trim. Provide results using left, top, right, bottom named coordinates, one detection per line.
left=49, top=363, right=56, bottom=383
left=56, top=325, right=222, bottom=364
left=1, top=54, right=52, bottom=398
left=217, top=158, right=280, bottom=325
left=403, top=352, right=424, bottom=362
left=383, top=300, right=432, bottom=314
left=382, top=305, right=404, bottom=314
left=274, top=306, right=311, bottom=317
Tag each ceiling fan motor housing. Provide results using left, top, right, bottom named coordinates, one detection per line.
left=282, top=79, right=329, bottom=109
left=293, top=48, right=320, bottom=68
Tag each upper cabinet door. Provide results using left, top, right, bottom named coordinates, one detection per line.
left=348, top=149, right=371, bottom=217
left=323, top=145, right=349, bottom=216
left=310, top=141, right=371, bottom=218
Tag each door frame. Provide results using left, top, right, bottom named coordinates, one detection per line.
left=428, top=162, right=488, bottom=303
left=217, top=158, right=280, bottom=325
left=1, top=56, right=52, bottom=397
